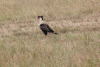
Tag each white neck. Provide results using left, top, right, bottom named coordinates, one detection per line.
left=39, top=18, right=44, bottom=24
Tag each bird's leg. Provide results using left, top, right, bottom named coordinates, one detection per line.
left=45, top=35, right=47, bottom=38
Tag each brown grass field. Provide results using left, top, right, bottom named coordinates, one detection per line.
left=0, top=0, right=100, bottom=67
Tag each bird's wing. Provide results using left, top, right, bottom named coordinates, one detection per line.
left=40, top=24, right=48, bottom=35
left=47, top=25, right=54, bottom=33
left=40, top=24, right=49, bottom=31
left=41, top=30, right=47, bottom=35
left=40, top=24, right=54, bottom=33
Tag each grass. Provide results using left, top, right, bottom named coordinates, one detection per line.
left=0, top=0, right=100, bottom=22
left=0, top=31, right=100, bottom=67
left=0, top=0, right=100, bottom=67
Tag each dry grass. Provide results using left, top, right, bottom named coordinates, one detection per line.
left=0, top=0, right=100, bottom=21
left=0, top=0, right=100, bottom=67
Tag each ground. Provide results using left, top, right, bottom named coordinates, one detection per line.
left=0, top=0, right=100, bottom=67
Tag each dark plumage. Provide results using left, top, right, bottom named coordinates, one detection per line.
left=38, top=16, right=58, bottom=36
left=40, top=24, right=57, bottom=35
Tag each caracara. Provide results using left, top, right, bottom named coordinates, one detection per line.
left=37, top=16, right=58, bottom=36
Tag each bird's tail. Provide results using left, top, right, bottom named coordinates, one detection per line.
left=53, top=32, right=58, bottom=35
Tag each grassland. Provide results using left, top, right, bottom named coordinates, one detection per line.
left=0, top=0, right=100, bottom=67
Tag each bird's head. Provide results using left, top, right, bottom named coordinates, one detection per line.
left=37, top=16, right=43, bottom=20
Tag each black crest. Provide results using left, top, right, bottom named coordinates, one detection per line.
left=38, top=16, right=43, bottom=20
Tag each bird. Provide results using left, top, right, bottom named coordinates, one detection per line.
left=37, top=16, right=58, bottom=36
